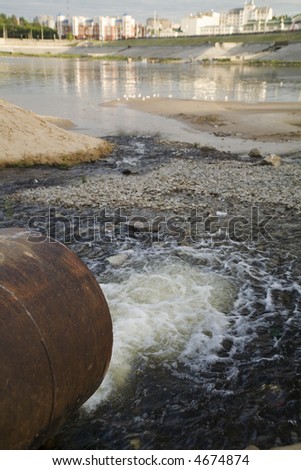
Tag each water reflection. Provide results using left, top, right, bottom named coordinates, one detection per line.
left=1, top=57, right=300, bottom=105
left=0, top=57, right=300, bottom=141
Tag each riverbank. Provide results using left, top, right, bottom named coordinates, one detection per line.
left=105, top=98, right=301, bottom=155
left=114, top=99, right=301, bottom=142
left=0, top=99, right=112, bottom=167
left=1, top=35, right=301, bottom=63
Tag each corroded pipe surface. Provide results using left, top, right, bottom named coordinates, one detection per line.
left=0, top=228, right=112, bottom=449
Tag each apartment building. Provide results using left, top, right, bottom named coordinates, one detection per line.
left=122, top=14, right=136, bottom=39
left=180, top=1, right=273, bottom=36
left=34, top=15, right=56, bottom=30
left=181, top=12, right=220, bottom=36
left=220, top=1, right=273, bottom=32
left=56, top=13, right=137, bottom=41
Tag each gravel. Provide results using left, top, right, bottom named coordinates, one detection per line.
left=13, top=158, right=301, bottom=213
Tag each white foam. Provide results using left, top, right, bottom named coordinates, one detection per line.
left=85, top=259, right=235, bottom=409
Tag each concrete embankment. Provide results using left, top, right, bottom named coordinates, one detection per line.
left=1, top=38, right=301, bottom=62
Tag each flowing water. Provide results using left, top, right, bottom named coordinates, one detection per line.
left=0, top=59, right=301, bottom=449
left=56, top=220, right=301, bottom=450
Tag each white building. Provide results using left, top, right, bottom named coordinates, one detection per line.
left=181, top=2, right=273, bottom=36
left=220, top=8, right=244, bottom=30
left=56, top=13, right=137, bottom=40
left=56, top=15, right=70, bottom=39
left=221, top=1, right=272, bottom=32
left=71, top=16, right=86, bottom=38
left=35, top=15, right=56, bottom=29
left=181, top=12, right=220, bottom=36
left=95, top=16, right=117, bottom=41
left=253, top=6, right=273, bottom=22
left=122, top=14, right=136, bottom=39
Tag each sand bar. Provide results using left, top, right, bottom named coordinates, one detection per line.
left=0, top=99, right=112, bottom=168
left=109, top=98, right=301, bottom=145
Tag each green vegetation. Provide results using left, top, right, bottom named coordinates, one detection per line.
left=3, top=196, right=14, bottom=218
left=214, top=58, right=232, bottom=63
left=0, top=13, right=57, bottom=39
left=95, top=30, right=301, bottom=47
left=248, top=59, right=301, bottom=67
left=90, top=54, right=128, bottom=61
left=0, top=51, right=89, bottom=59
left=0, top=51, right=130, bottom=60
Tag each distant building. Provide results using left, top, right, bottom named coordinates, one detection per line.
left=220, top=9, right=244, bottom=30
left=56, top=15, right=72, bottom=39
left=181, top=12, right=220, bottom=36
left=56, top=13, right=137, bottom=40
left=146, top=17, right=172, bottom=36
left=122, top=14, right=136, bottom=39
left=180, top=1, right=274, bottom=36
left=254, top=6, right=273, bottom=22
left=34, top=15, right=56, bottom=30
left=71, top=16, right=86, bottom=38
left=222, top=1, right=273, bottom=33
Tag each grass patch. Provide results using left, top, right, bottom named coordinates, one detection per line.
left=3, top=197, right=14, bottom=218
left=193, top=115, right=225, bottom=126
left=89, top=54, right=128, bottom=61
left=0, top=51, right=89, bottom=59
left=0, top=51, right=130, bottom=61
left=143, top=57, right=182, bottom=63
left=248, top=59, right=301, bottom=67
left=177, top=113, right=225, bottom=127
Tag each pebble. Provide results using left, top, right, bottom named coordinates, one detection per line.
left=263, top=154, right=282, bottom=168
left=249, top=148, right=262, bottom=158
left=107, top=253, right=129, bottom=266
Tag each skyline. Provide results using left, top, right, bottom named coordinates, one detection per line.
left=0, top=1, right=300, bottom=23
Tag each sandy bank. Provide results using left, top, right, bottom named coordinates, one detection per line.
left=0, top=99, right=112, bottom=168
left=109, top=98, right=301, bottom=144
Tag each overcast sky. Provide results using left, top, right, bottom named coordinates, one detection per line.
left=1, top=1, right=300, bottom=22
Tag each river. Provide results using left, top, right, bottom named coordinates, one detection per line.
left=0, top=58, right=301, bottom=450
left=1, top=56, right=301, bottom=138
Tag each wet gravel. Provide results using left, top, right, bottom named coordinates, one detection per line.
left=8, top=136, right=301, bottom=214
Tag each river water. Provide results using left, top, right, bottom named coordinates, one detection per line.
left=0, top=58, right=301, bottom=449
left=1, top=56, right=301, bottom=140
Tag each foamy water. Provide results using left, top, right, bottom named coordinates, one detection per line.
left=84, top=240, right=301, bottom=413
left=85, top=247, right=238, bottom=409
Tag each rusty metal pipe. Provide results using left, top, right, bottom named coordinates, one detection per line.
left=0, top=228, right=112, bottom=449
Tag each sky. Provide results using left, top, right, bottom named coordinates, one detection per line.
left=1, top=1, right=300, bottom=23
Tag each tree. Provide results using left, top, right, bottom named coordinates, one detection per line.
left=10, top=15, right=19, bottom=26
left=19, top=17, right=29, bottom=27
left=0, top=12, right=57, bottom=38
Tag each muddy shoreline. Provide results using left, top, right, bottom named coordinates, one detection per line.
left=2, top=135, right=299, bottom=257
left=107, top=99, right=301, bottom=145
